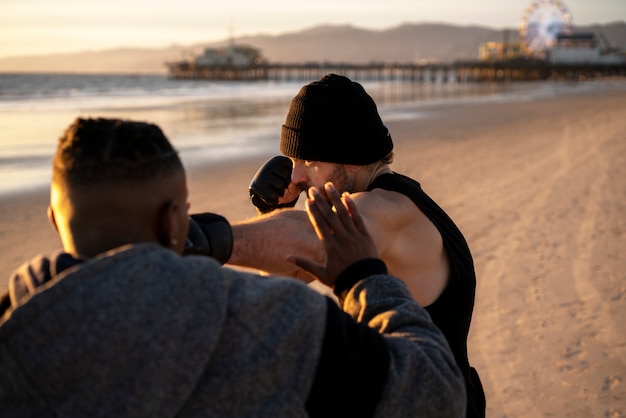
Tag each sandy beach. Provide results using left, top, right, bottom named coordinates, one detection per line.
left=1, top=82, right=625, bottom=416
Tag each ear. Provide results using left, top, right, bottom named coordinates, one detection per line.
left=47, top=205, right=59, bottom=232
left=156, top=200, right=183, bottom=252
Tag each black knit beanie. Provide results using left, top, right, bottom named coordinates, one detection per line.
left=280, top=73, right=393, bottom=165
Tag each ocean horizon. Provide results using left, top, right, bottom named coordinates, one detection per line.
left=1, top=72, right=622, bottom=196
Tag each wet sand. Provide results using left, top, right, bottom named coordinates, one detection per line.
left=1, top=82, right=625, bottom=416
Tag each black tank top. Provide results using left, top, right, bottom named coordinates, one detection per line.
left=367, top=172, right=485, bottom=418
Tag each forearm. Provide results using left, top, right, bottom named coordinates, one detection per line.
left=228, top=209, right=324, bottom=277
left=345, top=274, right=466, bottom=417
left=309, top=259, right=465, bottom=416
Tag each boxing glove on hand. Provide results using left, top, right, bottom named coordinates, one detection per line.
left=249, top=155, right=299, bottom=214
left=183, top=213, right=233, bottom=265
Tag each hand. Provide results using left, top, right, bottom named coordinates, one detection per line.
left=249, top=156, right=300, bottom=214
left=183, top=213, right=233, bottom=265
left=278, top=182, right=301, bottom=205
left=289, top=182, right=380, bottom=287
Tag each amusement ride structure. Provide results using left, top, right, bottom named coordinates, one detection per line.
left=519, top=0, right=574, bottom=54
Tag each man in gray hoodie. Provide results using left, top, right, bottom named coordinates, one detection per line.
left=0, top=117, right=465, bottom=417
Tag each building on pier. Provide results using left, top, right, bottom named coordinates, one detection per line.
left=165, top=45, right=267, bottom=80
left=547, top=32, right=625, bottom=64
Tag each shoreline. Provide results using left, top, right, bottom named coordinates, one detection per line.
left=2, top=78, right=623, bottom=196
left=1, top=87, right=625, bottom=416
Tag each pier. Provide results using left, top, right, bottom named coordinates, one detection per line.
left=166, top=60, right=626, bottom=83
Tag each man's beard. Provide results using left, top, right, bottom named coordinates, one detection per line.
left=296, top=165, right=353, bottom=199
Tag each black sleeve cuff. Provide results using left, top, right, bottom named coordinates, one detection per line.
left=333, top=258, right=388, bottom=303
left=305, top=298, right=390, bottom=417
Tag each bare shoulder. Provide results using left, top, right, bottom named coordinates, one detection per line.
left=349, top=188, right=442, bottom=252
left=350, top=189, right=448, bottom=306
left=350, top=188, right=422, bottom=228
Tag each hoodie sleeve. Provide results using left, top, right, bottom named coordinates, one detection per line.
left=3, top=253, right=83, bottom=315
left=306, top=269, right=466, bottom=418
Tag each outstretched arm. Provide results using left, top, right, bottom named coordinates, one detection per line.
left=230, top=177, right=448, bottom=306
left=229, top=208, right=324, bottom=280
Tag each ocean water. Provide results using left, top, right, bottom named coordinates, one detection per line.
left=0, top=73, right=621, bottom=196
left=0, top=73, right=305, bottom=195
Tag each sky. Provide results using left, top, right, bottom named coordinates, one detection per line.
left=0, top=0, right=624, bottom=59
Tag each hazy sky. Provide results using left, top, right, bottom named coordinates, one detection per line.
left=0, top=0, right=623, bottom=58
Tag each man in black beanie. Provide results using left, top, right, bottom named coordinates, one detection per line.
left=230, top=73, right=485, bottom=418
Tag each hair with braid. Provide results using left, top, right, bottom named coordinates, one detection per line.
left=53, top=118, right=184, bottom=188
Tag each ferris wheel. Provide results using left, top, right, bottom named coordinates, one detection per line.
left=519, top=0, right=573, bottom=53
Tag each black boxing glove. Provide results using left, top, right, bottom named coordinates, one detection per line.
left=183, top=213, right=233, bottom=265
left=249, top=155, right=299, bottom=214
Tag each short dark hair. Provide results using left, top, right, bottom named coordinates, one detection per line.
left=53, top=118, right=184, bottom=188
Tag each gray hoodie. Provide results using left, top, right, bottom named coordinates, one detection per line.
left=0, top=243, right=465, bottom=417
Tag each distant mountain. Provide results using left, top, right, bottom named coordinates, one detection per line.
left=1, top=22, right=624, bottom=74
left=0, top=46, right=187, bottom=75
left=234, top=23, right=504, bottom=64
